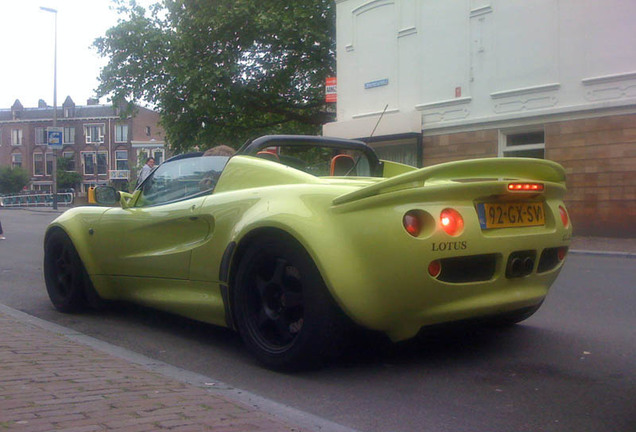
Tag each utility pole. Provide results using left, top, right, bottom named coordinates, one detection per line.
left=41, top=6, right=58, bottom=210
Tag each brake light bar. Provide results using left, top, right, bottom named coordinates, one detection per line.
left=508, top=182, right=544, bottom=192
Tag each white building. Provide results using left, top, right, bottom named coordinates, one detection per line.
left=324, top=0, right=636, bottom=237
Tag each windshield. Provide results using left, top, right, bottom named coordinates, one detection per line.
left=138, top=155, right=230, bottom=206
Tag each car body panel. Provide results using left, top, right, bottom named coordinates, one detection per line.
left=45, top=139, right=572, bottom=344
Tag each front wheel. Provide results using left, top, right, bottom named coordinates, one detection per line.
left=43, top=230, right=91, bottom=313
left=232, top=235, right=347, bottom=370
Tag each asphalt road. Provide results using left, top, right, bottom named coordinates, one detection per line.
left=0, top=208, right=634, bottom=432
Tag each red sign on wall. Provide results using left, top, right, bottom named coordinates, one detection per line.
left=325, top=77, right=337, bottom=103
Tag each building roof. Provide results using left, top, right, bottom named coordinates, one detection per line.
left=0, top=99, right=124, bottom=123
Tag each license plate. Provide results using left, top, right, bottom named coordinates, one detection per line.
left=477, top=202, right=545, bottom=229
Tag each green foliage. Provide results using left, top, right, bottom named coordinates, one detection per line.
left=95, top=0, right=336, bottom=152
left=0, top=166, right=30, bottom=194
left=56, top=158, right=83, bottom=190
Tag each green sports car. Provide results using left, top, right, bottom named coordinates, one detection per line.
left=44, top=135, right=572, bottom=369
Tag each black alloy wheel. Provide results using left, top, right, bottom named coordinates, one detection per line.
left=233, top=235, right=347, bottom=370
left=43, top=230, right=89, bottom=313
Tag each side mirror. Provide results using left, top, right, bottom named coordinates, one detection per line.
left=94, top=186, right=120, bottom=206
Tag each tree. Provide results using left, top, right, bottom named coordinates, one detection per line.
left=56, top=157, right=83, bottom=191
left=0, top=166, right=30, bottom=194
left=94, top=0, right=336, bottom=152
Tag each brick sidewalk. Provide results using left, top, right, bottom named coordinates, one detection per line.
left=0, top=311, right=309, bottom=432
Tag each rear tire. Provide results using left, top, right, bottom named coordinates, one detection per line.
left=43, top=230, right=92, bottom=313
left=232, top=235, right=347, bottom=370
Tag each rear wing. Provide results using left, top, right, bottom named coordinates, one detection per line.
left=333, top=158, right=566, bottom=206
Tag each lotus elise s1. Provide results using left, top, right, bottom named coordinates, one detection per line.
left=44, top=135, right=571, bottom=369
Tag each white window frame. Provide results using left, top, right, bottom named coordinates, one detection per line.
left=11, top=152, right=22, bottom=168
left=115, top=150, right=129, bottom=170
left=81, top=150, right=109, bottom=176
left=115, top=124, right=128, bottom=143
left=84, top=123, right=105, bottom=144
left=46, top=153, right=55, bottom=176
left=63, top=127, right=75, bottom=144
left=153, top=149, right=165, bottom=165
left=35, top=127, right=47, bottom=145
left=62, top=151, right=76, bottom=171
left=498, top=128, right=546, bottom=159
left=33, top=153, right=45, bottom=176
left=11, top=129, right=23, bottom=146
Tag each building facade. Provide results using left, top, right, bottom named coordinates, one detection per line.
left=324, top=0, right=636, bottom=237
left=0, top=97, right=165, bottom=195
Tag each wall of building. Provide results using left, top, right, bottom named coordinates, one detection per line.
left=547, top=114, right=636, bottom=237
left=419, top=113, right=636, bottom=237
left=0, top=101, right=165, bottom=194
left=327, top=0, right=636, bottom=237
left=329, top=0, right=636, bottom=135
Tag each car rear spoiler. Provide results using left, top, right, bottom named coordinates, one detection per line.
left=332, top=157, right=566, bottom=206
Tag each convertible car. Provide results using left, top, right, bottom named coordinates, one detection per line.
left=44, top=135, right=571, bottom=369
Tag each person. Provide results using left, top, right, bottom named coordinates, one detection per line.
left=199, top=145, right=236, bottom=191
left=203, top=145, right=235, bottom=157
left=137, top=157, right=155, bottom=186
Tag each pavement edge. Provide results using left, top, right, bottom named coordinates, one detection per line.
left=0, top=303, right=361, bottom=432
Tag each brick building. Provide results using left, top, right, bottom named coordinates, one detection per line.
left=0, top=97, right=166, bottom=195
left=324, top=0, right=636, bottom=237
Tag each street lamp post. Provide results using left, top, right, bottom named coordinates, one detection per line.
left=40, top=6, right=58, bottom=210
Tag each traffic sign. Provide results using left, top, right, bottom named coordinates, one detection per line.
left=47, top=127, right=64, bottom=150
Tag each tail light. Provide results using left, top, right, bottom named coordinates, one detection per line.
left=428, top=260, right=442, bottom=278
left=557, top=246, right=568, bottom=261
left=403, top=210, right=423, bottom=237
left=508, top=182, right=544, bottom=192
left=558, top=206, right=569, bottom=228
left=440, top=208, right=464, bottom=236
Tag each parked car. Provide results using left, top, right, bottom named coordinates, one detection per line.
left=43, top=135, right=572, bottom=369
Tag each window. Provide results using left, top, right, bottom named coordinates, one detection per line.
left=46, top=153, right=55, bottom=176
left=35, top=128, right=47, bottom=145
left=64, top=107, right=74, bottom=118
left=145, top=126, right=151, bottom=136
left=82, top=151, right=109, bottom=175
left=115, top=150, right=129, bottom=170
left=11, top=129, right=23, bottom=146
left=83, top=152, right=95, bottom=175
left=153, top=150, right=165, bottom=164
left=64, top=127, right=75, bottom=144
left=34, top=153, right=44, bottom=176
left=499, top=129, right=545, bottom=159
left=115, top=124, right=128, bottom=142
left=84, top=124, right=105, bottom=143
left=97, top=152, right=108, bottom=175
left=62, top=151, right=75, bottom=171
left=11, top=153, right=22, bottom=168
left=139, top=155, right=230, bottom=206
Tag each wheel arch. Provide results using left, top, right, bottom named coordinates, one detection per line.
left=221, top=227, right=323, bottom=331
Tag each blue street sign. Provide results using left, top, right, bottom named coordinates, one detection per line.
left=47, top=127, right=63, bottom=150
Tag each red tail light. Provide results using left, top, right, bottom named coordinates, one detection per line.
left=428, top=260, right=442, bottom=278
left=440, top=208, right=464, bottom=236
left=403, top=211, right=422, bottom=237
left=508, top=183, right=544, bottom=192
left=558, top=206, right=569, bottom=228
left=557, top=246, right=568, bottom=261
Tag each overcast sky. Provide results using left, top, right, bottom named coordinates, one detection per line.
left=0, top=0, right=151, bottom=110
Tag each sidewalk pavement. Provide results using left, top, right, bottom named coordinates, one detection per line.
left=0, top=305, right=357, bottom=432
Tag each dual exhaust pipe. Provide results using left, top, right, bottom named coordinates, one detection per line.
left=506, top=251, right=536, bottom=278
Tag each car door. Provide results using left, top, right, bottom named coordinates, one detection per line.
left=91, top=155, right=224, bottom=280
